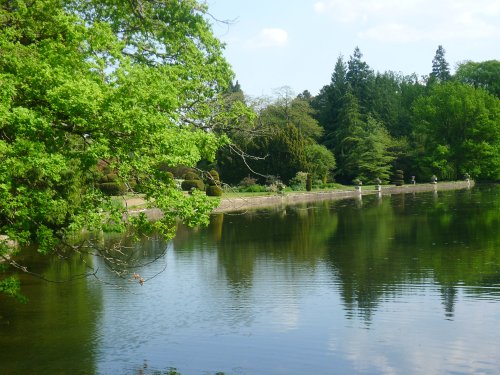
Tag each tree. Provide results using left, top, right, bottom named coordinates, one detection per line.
left=346, top=47, right=374, bottom=111
left=329, top=88, right=365, bottom=182
left=430, top=45, right=451, bottom=83
left=356, top=116, right=396, bottom=183
left=262, top=87, right=323, bottom=140
left=304, top=144, right=336, bottom=183
left=254, top=124, right=309, bottom=183
left=412, top=82, right=500, bottom=180
left=313, top=55, right=348, bottom=146
left=0, top=0, right=240, bottom=299
left=455, top=60, right=500, bottom=98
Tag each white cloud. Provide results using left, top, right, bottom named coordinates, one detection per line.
left=314, top=0, right=500, bottom=43
left=359, top=24, right=423, bottom=43
left=248, top=27, right=289, bottom=48
left=314, top=0, right=415, bottom=23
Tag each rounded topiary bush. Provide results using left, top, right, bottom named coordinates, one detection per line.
left=165, top=171, right=174, bottom=181
left=205, top=170, right=221, bottom=188
left=206, top=185, right=223, bottom=196
left=393, top=170, right=405, bottom=186
left=181, top=179, right=205, bottom=191
left=207, top=170, right=220, bottom=184
left=184, top=171, right=200, bottom=180
left=98, top=182, right=127, bottom=196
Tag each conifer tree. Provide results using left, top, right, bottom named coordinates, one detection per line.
left=430, top=45, right=451, bottom=83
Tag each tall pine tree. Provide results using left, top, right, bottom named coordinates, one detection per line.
left=346, top=47, right=374, bottom=112
left=430, top=45, right=451, bottom=83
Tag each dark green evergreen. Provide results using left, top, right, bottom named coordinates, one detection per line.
left=430, top=45, right=451, bottom=83
left=306, top=173, right=312, bottom=191
left=392, top=170, right=405, bottom=186
left=346, top=47, right=375, bottom=112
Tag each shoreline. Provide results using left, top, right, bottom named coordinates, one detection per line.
left=0, top=180, right=477, bottom=262
left=126, top=181, right=475, bottom=218
left=213, top=181, right=474, bottom=213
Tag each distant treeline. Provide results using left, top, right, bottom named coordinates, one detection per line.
left=214, top=46, right=500, bottom=185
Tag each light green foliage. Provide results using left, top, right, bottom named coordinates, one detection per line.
left=289, top=171, right=308, bottom=190
left=356, top=116, right=396, bottom=183
left=412, top=82, right=500, bottom=180
left=0, top=275, right=27, bottom=303
left=0, top=0, right=238, bottom=293
left=305, top=144, right=336, bottom=183
left=260, top=87, right=323, bottom=140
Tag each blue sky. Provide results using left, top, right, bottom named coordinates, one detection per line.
left=206, top=0, right=500, bottom=97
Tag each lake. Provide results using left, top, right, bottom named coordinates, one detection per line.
left=1, top=184, right=500, bottom=374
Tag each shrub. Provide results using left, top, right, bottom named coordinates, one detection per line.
left=239, top=176, right=257, bottom=188
left=165, top=171, right=174, bottom=181
left=289, top=172, right=307, bottom=190
left=242, top=184, right=267, bottom=193
left=206, top=169, right=220, bottom=186
left=393, top=170, right=405, bottom=186
left=184, top=171, right=200, bottom=180
left=181, top=179, right=205, bottom=191
left=206, top=185, right=223, bottom=196
left=207, top=169, right=220, bottom=182
left=267, top=181, right=285, bottom=194
left=128, top=179, right=138, bottom=191
left=98, top=182, right=127, bottom=196
left=306, top=173, right=312, bottom=191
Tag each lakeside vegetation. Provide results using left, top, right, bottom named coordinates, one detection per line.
left=1, top=0, right=499, bottom=299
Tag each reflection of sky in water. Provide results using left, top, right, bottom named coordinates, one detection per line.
left=94, top=242, right=500, bottom=374
left=330, top=290, right=500, bottom=374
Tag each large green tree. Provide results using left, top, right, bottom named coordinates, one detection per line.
left=356, top=116, right=396, bottom=183
left=455, top=60, right=500, bottom=98
left=329, top=88, right=365, bottom=182
left=0, top=0, right=239, bottom=298
left=304, top=144, right=336, bottom=183
left=412, top=82, right=500, bottom=180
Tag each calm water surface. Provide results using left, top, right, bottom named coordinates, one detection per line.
left=1, top=185, right=500, bottom=374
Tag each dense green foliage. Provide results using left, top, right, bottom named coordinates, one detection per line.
left=309, top=46, right=500, bottom=184
left=217, top=46, right=499, bottom=187
left=455, top=60, right=500, bottom=98
left=206, top=185, right=223, bottom=196
left=0, top=0, right=243, bottom=297
left=392, top=170, right=405, bottom=186
left=205, top=169, right=222, bottom=196
left=412, top=82, right=500, bottom=180
left=181, top=179, right=205, bottom=192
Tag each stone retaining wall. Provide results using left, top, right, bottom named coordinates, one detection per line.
left=214, top=181, right=474, bottom=213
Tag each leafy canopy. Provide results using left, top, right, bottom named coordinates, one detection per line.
left=0, top=0, right=240, bottom=297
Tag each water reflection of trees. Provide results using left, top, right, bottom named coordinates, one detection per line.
left=174, top=201, right=339, bottom=289
left=0, top=249, right=101, bottom=374
left=173, top=185, right=500, bottom=323
left=327, top=186, right=500, bottom=321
